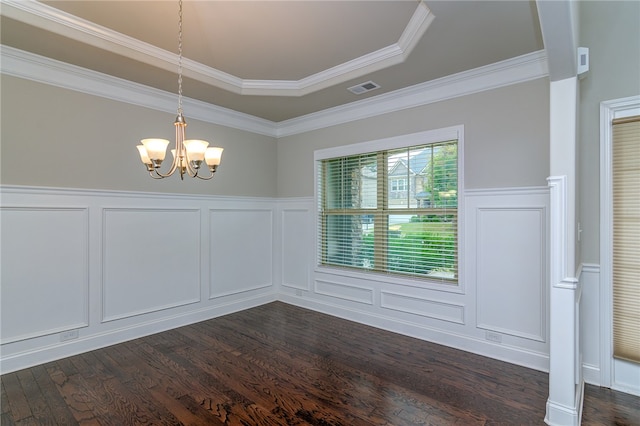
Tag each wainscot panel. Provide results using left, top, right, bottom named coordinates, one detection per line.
left=475, top=206, right=547, bottom=341
left=466, top=188, right=549, bottom=344
left=1, top=206, right=89, bottom=344
left=0, top=186, right=277, bottom=374
left=315, top=279, right=374, bottom=305
left=580, top=264, right=601, bottom=386
left=209, top=208, right=273, bottom=299
left=280, top=208, right=312, bottom=291
left=102, top=208, right=201, bottom=322
left=380, top=291, right=465, bottom=325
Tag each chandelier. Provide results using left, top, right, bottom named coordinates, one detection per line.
left=136, top=0, right=223, bottom=180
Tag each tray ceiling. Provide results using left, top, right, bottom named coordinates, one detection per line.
left=0, top=1, right=544, bottom=122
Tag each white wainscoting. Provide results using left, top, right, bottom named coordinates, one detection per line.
left=475, top=206, right=547, bottom=342
left=280, top=207, right=312, bottom=291
left=102, top=208, right=202, bottom=322
left=380, top=291, right=465, bottom=325
left=279, top=187, right=551, bottom=371
left=1, top=206, right=89, bottom=344
left=209, top=209, right=273, bottom=299
left=1, top=185, right=554, bottom=375
left=0, top=186, right=278, bottom=374
left=315, top=279, right=374, bottom=305
left=580, top=264, right=601, bottom=386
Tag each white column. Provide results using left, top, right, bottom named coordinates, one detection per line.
left=545, top=77, right=583, bottom=425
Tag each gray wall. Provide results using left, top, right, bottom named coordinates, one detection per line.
left=578, top=1, right=640, bottom=264
left=277, top=78, right=550, bottom=198
left=0, top=75, right=278, bottom=197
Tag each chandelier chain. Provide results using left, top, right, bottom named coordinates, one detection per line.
left=177, top=0, right=183, bottom=115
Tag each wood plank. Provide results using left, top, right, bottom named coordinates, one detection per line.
left=46, top=360, right=100, bottom=424
left=15, top=368, right=55, bottom=424
left=1, top=378, right=11, bottom=415
left=1, top=372, right=32, bottom=422
left=30, top=364, right=78, bottom=425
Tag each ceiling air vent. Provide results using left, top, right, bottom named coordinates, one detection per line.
left=347, top=80, right=380, bottom=95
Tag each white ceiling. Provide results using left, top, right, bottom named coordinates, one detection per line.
left=0, top=0, right=544, bottom=122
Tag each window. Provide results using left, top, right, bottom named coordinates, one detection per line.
left=315, top=128, right=462, bottom=284
left=391, top=178, right=407, bottom=191
left=612, top=116, right=640, bottom=363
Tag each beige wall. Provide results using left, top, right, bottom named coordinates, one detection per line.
left=578, top=1, right=640, bottom=264
left=277, top=78, right=550, bottom=197
left=0, top=75, right=278, bottom=197
left=2, top=75, right=551, bottom=199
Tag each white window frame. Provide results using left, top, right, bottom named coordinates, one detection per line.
left=314, top=126, right=465, bottom=291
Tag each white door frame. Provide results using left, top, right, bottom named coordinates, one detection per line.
left=599, top=95, right=640, bottom=394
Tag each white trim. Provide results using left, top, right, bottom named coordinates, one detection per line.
left=0, top=45, right=276, bottom=137
left=380, top=291, right=465, bottom=325
left=278, top=51, right=548, bottom=137
left=465, top=186, right=549, bottom=197
left=0, top=184, right=275, bottom=204
left=1, top=45, right=547, bottom=138
left=599, top=95, right=640, bottom=389
left=548, top=176, right=578, bottom=289
left=578, top=260, right=600, bottom=385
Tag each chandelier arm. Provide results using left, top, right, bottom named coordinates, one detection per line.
left=148, top=170, right=167, bottom=179
left=150, top=162, right=178, bottom=179
left=149, top=149, right=180, bottom=178
left=195, top=171, right=216, bottom=180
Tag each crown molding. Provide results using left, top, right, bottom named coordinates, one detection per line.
left=0, top=45, right=277, bottom=137
left=1, top=45, right=548, bottom=138
left=276, top=50, right=549, bottom=137
left=0, top=0, right=433, bottom=97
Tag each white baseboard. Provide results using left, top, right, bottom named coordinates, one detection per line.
left=1, top=293, right=277, bottom=374
left=278, top=294, right=549, bottom=372
left=582, top=363, right=600, bottom=386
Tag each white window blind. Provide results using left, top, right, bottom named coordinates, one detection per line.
left=612, top=116, right=640, bottom=363
left=317, top=140, right=458, bottom=283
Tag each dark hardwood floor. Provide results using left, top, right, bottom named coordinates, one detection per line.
left=2, top=302, right=638, bottom=425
